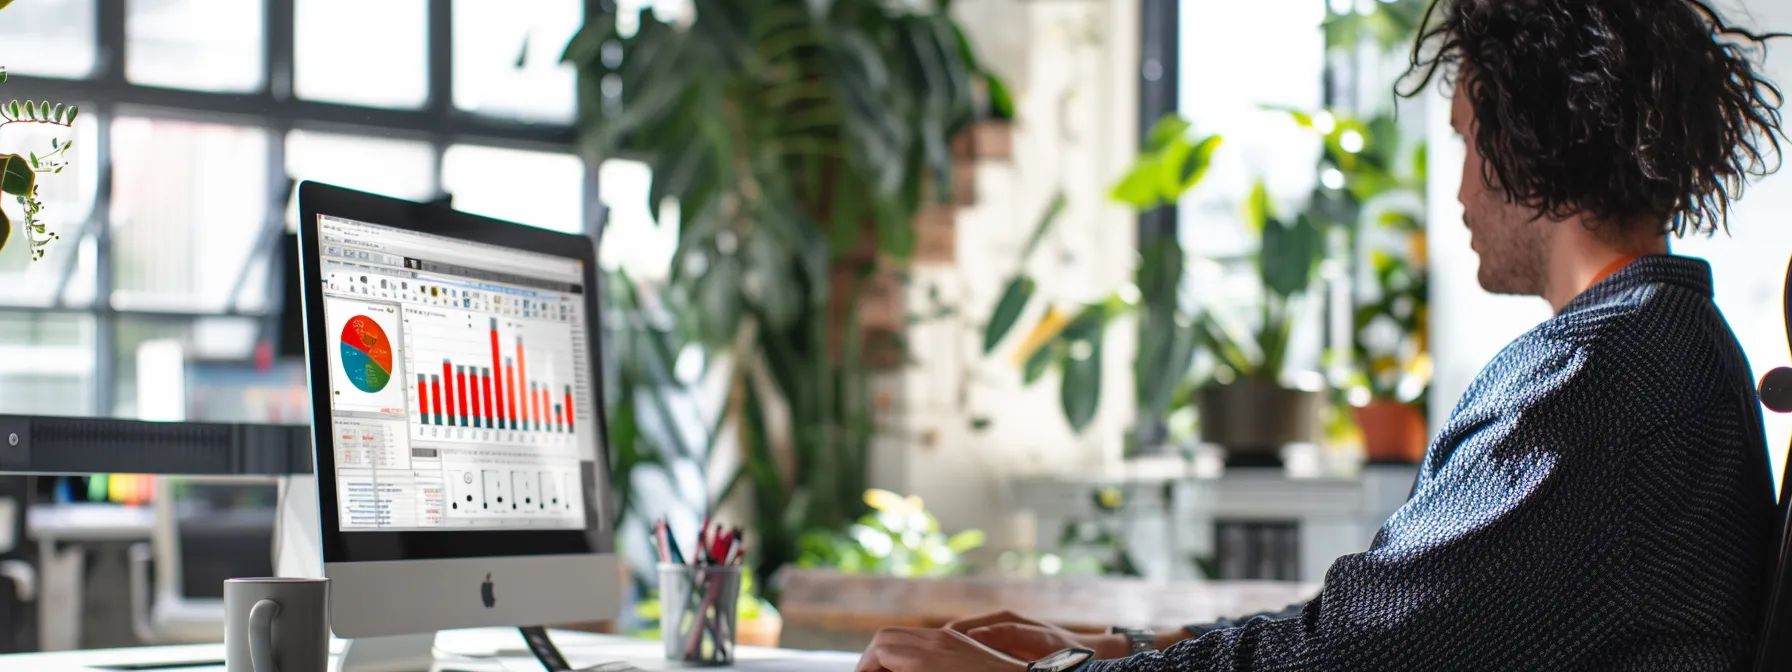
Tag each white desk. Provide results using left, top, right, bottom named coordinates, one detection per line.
left=27, top=503, right=159, bottom=651
left=0, top=628, right=860, bottom=670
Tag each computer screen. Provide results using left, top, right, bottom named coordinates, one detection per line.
left=316, top=213, right=594, bottom=532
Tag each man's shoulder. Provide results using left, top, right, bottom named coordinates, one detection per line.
left=1516, top=278, right=1743, bottom=416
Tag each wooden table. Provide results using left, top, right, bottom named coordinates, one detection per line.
left=776, top=570, right=1320, bottom=651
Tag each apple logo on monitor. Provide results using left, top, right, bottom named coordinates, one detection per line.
left=481, top=573, right=496, bottom=609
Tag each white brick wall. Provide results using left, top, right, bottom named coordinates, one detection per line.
left=869, top=0, right=1143, bottom=550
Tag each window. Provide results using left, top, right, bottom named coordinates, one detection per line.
left=294, top=0, right=429, bottom=108
left=0, top=0, right=97, bottom=78
left=441, top=144, right=585, bottom=234
left=452, top=0, right=581, bottom=123
left=0, top=1, right=591, bottom=420
left=126, top=0, right=266, bottom=92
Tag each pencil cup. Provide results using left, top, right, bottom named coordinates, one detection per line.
left=659, top=563, right=741, bottom=665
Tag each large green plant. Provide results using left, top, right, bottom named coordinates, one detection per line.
left=566, top=0, right=990, bottom=592
left=980, top=115, right=1220, bottom=433
left=0, top=63, right=78, bottom=259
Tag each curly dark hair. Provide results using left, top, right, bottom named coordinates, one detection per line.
left=1398, top=0, right=1790, bottom=237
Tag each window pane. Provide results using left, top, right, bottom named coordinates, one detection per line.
left=1175, top=0, right=1325, bottom=260
left=0, top=112, right=101, bottom=306
left=0, top=0, right=96, bottom=78
left=110, top=118, right=270, bottom=312
left=114, top=316, right=260, bottom=420
left=294, top=0, right=428, bottom=108
left=285, top=129, right=436, bottom=229
left=0, top=312, right=94, bottom=416
left=441, top=144, right=584, bottom=234
left=596, top=159, right=675, bottom=280
left=453, top=0, right=580, bottom=124
left=127, top=0, right=264, bottom=92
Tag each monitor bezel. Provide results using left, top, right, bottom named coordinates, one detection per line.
left=296, top=180, right=612, bottom=563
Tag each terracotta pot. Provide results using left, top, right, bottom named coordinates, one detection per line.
left=1196, top=378, right=1324, bottom=465
left=737, top=613, right=783, bottom=648
left=1353, top=400, right=1427, bottom=464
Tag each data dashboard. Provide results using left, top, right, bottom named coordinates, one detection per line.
left=316, top=214, right=594, bottom=532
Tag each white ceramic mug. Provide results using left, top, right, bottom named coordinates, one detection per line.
left=224, top=577, right=330, bottom=672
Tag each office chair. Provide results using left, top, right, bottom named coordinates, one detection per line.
left=1753, top=255, right=1792, bottom=671
left=128, top=477, right=277, bottom=644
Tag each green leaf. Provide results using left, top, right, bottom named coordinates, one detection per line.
left=0, top=154, right=34, bottom=196
left=983, top=276, right=1035, bottom=353
left=984, top=72, right=1016, bottom=121
left=65, top=105, right=78, bottom=125
left=7, top=100, right=19, bottom=119
left=1412, top=141, right=1428, bottom=185
left=1260, top=213, right=1324, bottom=299
left=1143, top=115, right=1191, bottom=153
left=0, top=1, right=13, bottom=11
left=1059, top=331, right=1104, bottom=432
left=1243, top=181, right=1273, bottom=232
left=1021, top=340, right=1056, bottom=384
left=1022, top=192, right=1066, bottom=261
left=944, top=529, right=986, bottom=553
left=1109, top=159, right=1162, bottom=209
left=48, top=103, right=62, bottom=122
left=0, top=203, right=10, bottom=253
left=1177, top=135, right=1223, bottom=192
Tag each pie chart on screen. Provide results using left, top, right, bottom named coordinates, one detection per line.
left=340, top=315, right=394, bottom=393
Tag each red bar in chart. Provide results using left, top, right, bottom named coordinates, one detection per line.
left=540, top=386, right=551, bottom=432
left=564, top=386, right=574, bottom=432
left=489, top=319, right=506, bottom=429
left=456, top=365, right=470, bottom=427
left=416, top=374, right=429, bottom=425
left=482, top=367, right=495, bottom=430
left=515, top=340, right=530, bottom=431
left=441, top=360, right=455, bottom=426
left=430, top=375, right=443, bottom=425
left=469, top=366, right=482, bottom=428
left=505, top=358, right=518, bottom=430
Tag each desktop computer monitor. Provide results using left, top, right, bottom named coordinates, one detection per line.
left=295, top=181, right=617, bottom=646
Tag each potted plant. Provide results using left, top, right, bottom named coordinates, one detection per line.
left=1189, top=182, right=1328, bottom=466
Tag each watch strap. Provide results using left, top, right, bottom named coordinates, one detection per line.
left=1107, top=626, right=1156, bottom=654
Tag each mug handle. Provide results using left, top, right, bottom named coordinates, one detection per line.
left=248, top=598, right=282, bottom=672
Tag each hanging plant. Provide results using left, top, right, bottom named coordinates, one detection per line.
left=0, top=63, right=79, bottom=260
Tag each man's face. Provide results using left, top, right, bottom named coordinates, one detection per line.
left=1453, top=81, right=1548, bottom=296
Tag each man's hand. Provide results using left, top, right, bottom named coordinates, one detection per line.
left=855, top=627, right=1028, bottom=672
left=946, top=610, right=1130, bottom=660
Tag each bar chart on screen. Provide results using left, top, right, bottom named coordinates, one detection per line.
left=400, top=305, right=580, bottom=447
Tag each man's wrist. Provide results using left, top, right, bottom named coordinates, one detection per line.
left=1080, top=633, right=1131, bottom=659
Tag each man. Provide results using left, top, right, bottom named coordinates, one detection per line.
left=855, top=0, right=1790, bottom=670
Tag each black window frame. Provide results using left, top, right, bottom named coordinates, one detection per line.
left=0, top=0, right=604, bottom=417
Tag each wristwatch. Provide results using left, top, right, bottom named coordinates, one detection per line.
left=1108, top=626, right=1156, bottom=655
left=1028, top=647, right=1096, bottom=672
